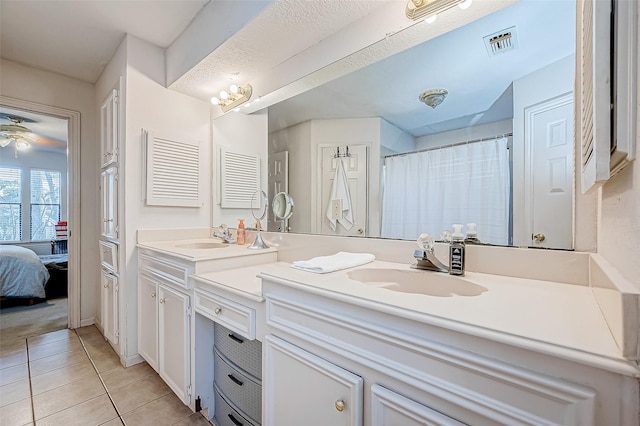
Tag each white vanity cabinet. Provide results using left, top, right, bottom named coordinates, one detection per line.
left=100, top=269, right=119, bottom=344
left=100, top=166, right=118, bottom=240
left=261, top=278, right=638, bottom=426
left=137, top=252, right=193, bottom=405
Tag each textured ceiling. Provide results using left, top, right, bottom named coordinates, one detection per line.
left=0, top=0, right=209, bottom=83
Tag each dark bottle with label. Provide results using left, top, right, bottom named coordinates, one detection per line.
left=449, top=224, right=465, bottom=276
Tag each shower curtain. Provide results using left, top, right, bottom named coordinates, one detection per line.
left=381, top=137, right=510, bottom=245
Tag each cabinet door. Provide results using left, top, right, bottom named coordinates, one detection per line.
left=158, top=284, right=191, bottom=405
left=138, top=273, right=158, bottom=371
left=264, top=335, right=363, bottom=426
left=371, top=384, right=465, bottom=426
left=100, top=88, right=118, bottom=167
left=100, top=167, right=118, bottom=240
left=100, top=270, right=119, bottom=345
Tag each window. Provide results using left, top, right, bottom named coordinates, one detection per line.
left=0, top=167, right=22, bottom=241
left=30, top=169, right=61, bottom=240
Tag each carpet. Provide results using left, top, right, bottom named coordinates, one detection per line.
left=0, top=297, right=68, bottom=346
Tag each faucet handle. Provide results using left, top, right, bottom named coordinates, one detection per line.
left=417, top=233, right=435, bottom=252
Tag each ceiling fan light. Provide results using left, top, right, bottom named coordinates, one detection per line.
left=15, top=140, right=30, bottom=151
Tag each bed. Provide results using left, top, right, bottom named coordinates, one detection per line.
left=0, top=245, right=50, bottom=299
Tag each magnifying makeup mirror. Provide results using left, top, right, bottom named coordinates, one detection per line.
left=272, top=192, right=294, bottom=232
left=248, top=190, right=270, bottom=249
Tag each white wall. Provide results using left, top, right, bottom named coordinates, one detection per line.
left=414, top=119, right=512, bottom=150
left=212, top=107, right=268, bottom=230
left=0, top=58, right=97, bottom=323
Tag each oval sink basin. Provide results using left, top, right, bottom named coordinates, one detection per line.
left=175, top=242, right=229, bottom=249
left=347, top=268, right=487, bottom=297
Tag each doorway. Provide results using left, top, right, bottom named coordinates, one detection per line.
left=0, top=96, right=81, bottom=335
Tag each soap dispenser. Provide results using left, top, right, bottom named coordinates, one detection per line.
left=449, top=224, right=465, bottom=276
left=237, top=219, right=246, bottom=245
left=465, top=223, right=480, bottom=244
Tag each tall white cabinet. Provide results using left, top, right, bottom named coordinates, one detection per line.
left=99, top=88, right=120, bottom=347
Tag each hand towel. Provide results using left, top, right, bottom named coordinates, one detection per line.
left=325, top=158, right=354, bottom=231
left=291, top=251, right=375, bottom=274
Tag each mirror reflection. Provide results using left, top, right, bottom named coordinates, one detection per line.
left=272, top=192, right=295, bottom=232
left=266, top=0, right=576, bottom=249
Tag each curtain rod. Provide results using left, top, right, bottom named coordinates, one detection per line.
left=384, top=132, right=513, bottom=159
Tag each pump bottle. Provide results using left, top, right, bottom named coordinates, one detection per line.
left=237, top=219, right=246, bottom=245
left=449, top=224, right=465, bottom=276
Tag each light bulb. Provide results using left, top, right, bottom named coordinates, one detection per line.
left=220, top=90, right=229, bottom=100
left=210, top=96, right=220, bottom=105
left=458, top=0, right=472, bottom=10
left=15, top=140, right=30, bottom=151
left=425, top=14, right=437, bottom=24
left=230, top=84, right=239, bottom=94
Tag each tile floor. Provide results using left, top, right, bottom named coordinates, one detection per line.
left=0, top=326, right=212, bottom=426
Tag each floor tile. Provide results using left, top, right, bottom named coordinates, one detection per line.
left=29, top=349, right=90, bottom=378
left=173, top=412, right=212, bottom=426
left=28, top=338, right=83, bottom=361
left=33, top=375, right=106, bottom=420
left=82, top=340, right=116, bottom=359
left=100, top=362, right=154, bottom=392
left=99, top=418, right=124, bottom=426
left=120, top=393, right=192, bottom=426
left=0, top=397, right=33, bottom=426
left=30, top=360, right=97, bottom=395
left=27, top=329, right=75, bottom=348
left=75, top=325, right=99, bottom=337
left=109, top=373, right=170, bottom=414
left=78, top=331, right=107, bottom=346
left=0, top=378, right=30, bottom=407
left=0, top=349, right=27, bottom=370
left=0, top=362, right=29, bottom=386
left=36, top=394, right=118, bottom=426
left=90, top=350, right=122, bottom=374
left=0, top=339, right=26, bottom=355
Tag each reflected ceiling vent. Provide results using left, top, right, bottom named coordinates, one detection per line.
left=483, top=26, right=518, bottom=56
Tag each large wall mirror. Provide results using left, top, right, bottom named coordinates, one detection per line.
left=262, top=0, right=576, bottom=249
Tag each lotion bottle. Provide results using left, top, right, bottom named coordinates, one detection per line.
left=449, top=224, right=465, bottom=276
left=237, top=219, right=246, bottom=245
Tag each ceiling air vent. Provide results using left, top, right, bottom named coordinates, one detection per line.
left=483, top=26, right=518, bottom=56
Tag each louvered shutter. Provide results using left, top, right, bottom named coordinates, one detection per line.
left=220, top=149, right=261, bottom=208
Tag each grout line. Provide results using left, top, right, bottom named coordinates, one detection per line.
left=74, top=329, right=124, bottom=425
left=24, top=338, right=36, bottom=426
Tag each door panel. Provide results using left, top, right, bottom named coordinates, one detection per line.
left=138, top=273, right=158, bottom=370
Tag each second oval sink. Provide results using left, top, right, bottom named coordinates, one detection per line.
left=175, top=242, right=230, bottom=249
left=347, top=268, right=487, bottom=297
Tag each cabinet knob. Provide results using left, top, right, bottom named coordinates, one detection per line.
left=532, top=233, right=546, bottom=242
left=151, top=293, right=156, bottom=298
left=335, top=400, right=345, bottom=412
left=159, top=298, right=165, bottom=304
left=103, top=283, right=109, bottom=288
left=214, top=307, right=222, bottom=315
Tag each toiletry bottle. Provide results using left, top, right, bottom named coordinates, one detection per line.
left=449, top=224, right=465, bottom=276
left=465, top=223, right=480, bottom=244
left=237, top=219, right=246, bottom=245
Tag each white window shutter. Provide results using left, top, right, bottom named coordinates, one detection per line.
left=145, top=130, right=201, bottom=207
left=220, top=148, right=261, bottom=208
left=579, top=0, right=612, bottom=194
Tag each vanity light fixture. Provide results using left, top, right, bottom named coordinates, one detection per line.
left=419, top=89, right=448, bottom=109
left=210, top=83, right=253, bottom=113
left=406, top=0, right=472, bottom=21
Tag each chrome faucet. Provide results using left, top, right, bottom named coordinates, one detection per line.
left=411, top=233, right=448, bottom=273
left=213, top=224, right=236, bottom=244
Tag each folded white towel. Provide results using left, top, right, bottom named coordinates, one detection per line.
left=291, top=252, right=375, bottom=274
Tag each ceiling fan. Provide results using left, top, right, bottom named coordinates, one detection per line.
left=0, top=114, right=38, bottom=152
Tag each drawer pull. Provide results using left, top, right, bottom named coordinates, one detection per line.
left=227, top=374, right=243, bottom=386
left=227, top=413, right=243, bottom=426
left=159, top=298, right=165, bottom=304
left=335, top=399, right=345, bottom=412
left=214, top=307, right=222, bottom=315
left=151, top=293, right=156, bottom=298
left=228, top=333, right=244, bottom=344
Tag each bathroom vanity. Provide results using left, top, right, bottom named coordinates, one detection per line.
left=135, top=230, right=639, bottom=425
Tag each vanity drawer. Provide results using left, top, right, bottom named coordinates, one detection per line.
left=138, top=253, right=189, bottom=289
left=214, top=322, right=262, bottom=380
left=214, top=386, right=257, bottom=426
left=195, top=290, right=256, bottom=340
left=215, top=350, right=262, bottom=425
left=99, top=240, right=118, bottom=274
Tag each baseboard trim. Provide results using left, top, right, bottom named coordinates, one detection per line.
left=123, top=353, right=145, bottom=368
left=80, top=317, right=95, bottom=327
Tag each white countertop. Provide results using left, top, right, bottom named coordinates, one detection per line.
left=192, top=260, right=639, bottom=376
left=137, top=238, right=278, bottom=261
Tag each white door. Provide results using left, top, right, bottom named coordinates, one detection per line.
left=100, top=269, right=118, bottom=345
left=138, top=273, right=158, bottom=371
left=525, top=94, right=573, bottom=249
left=268, top=151, right=288, bottom=231
left=100, top=88, right=118, bottom=168
left=100, top=166, right=118, bottom=240
left=264, top=335, right=363, bottom=426
left=158, top=284, right=191, bottom=405
left=319, top=145, right=367, bottom=236
left=371, top=385, right=465, bottom=426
